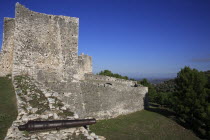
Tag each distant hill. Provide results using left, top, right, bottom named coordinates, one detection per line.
left=148, top=78, right=173, bottom=84
left=135, top=70, right=210, bottom=84
left=134, top=78, right=173, bottom=84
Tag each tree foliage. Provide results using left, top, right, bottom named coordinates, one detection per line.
left=153, top=79, right=175, bottom=107
left=138, top=79, right=157, bottom=103
left=155, top=79, right=176, bottom=93
left=172, top=66, right=210, bottom=138
left=98, top=70, right=129, bottom=80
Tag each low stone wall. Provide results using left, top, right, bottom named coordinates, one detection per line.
left=79, top=75, right=147, bottom=119
left=81, top=81, right=148, bottom=119
left=84, top=74, right=137, bottom=86
left=80, top=80, right=148, bottom=119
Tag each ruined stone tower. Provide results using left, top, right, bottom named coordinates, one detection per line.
left=0, top=3, right=148, bottom=119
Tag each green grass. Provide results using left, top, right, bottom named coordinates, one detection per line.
left=90, top=108, right=201, bottom=140
left=0, top=76, right=18, bottom=140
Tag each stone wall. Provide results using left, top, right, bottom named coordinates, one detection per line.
left=78, top=53, right=92, bottom=80
left=0, top=18, right=15, bottom=77
left=80, top=80, right=148, bottom=119
left=12, top=3, right=79, bottom=85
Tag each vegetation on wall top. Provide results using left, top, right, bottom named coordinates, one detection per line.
left=97, top=70, right=135, bottom=80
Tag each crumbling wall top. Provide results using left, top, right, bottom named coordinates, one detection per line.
left=84, top=74, right=137, bottom=86
left=15, top=2, right=79, bottom=23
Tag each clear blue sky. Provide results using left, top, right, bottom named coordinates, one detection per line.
left=0, top=0, right=209, bottom=79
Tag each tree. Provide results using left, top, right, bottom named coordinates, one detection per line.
left=98, top=70, right=113, bottom=77
left=155, top=79, right=176, bottom=93
left=138, top=79, right=157, bottom=103
left=98, top=70, right=130, bottom=80
left=138, top=78, right=150, bottom=87
left=153, top=79, right=175, bottom=107
left=172, top=66, right=209, bottom=137
left=155, top=92, right=172, bottom=107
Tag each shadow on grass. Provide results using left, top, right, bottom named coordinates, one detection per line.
left=146, top=103, right=205, bottom=139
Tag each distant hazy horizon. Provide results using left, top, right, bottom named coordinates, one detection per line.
left=0, top=0, right=209, bottom=79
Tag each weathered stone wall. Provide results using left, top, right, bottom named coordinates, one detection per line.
left=12, top=3, right=79, bottom=85
left=78, top=53, right=92, bottom=80
left=80, top=80, right=148, bottom=119
left=10, top=4, right=87, bottom=117
left=0, top=18, right=15, bottom=77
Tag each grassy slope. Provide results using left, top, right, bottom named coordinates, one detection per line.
left=90, top=109, right=200, bottom=140
left=0, top=76, right=18, bottom=140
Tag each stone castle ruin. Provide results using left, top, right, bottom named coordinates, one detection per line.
left=0, top=3, right=148, bottom=140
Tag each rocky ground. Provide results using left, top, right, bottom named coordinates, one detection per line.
left=4, top=75, right=105, bottom=140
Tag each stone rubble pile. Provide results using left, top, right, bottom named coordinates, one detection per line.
left=4, top=75, right=105, bottom=140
